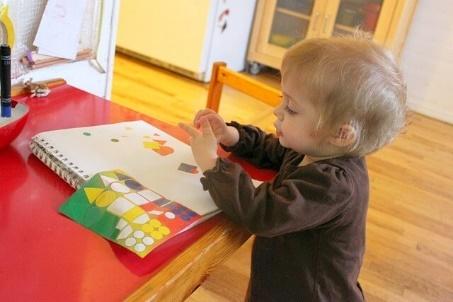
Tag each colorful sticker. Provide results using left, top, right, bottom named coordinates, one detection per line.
left=178, top=163, right=199, bottom=174
left=143, top=139, right=174, bottom=156
left=59, top=170, right=201, bottom=258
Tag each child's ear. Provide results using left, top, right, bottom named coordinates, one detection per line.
left=328, top=123, right=357, bottom=147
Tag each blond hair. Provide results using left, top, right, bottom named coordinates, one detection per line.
left=282, top=36, right=407, bottom=156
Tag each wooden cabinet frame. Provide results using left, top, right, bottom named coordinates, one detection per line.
left=248, top=0, right=417, bottom=70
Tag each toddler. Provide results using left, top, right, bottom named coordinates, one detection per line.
left=180, top=36, right=406, bottom=301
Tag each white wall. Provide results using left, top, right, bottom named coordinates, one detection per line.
left=400, top=1, right=453, bottom=124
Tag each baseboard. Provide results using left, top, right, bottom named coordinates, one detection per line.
left=115, top=47, right=207, bottom=82
left=408, top=101, right=453, bottom=124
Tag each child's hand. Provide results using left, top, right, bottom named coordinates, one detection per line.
left=194, top=109, right=239, bottom=147
left=179, top=118, right=218, bottom=172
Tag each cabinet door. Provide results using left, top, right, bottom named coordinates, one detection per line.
left=248, top=0, right=413, bottom=70
left=250, top=0, right=325, bottom=68
left=326, top=0, right=399, bottom=44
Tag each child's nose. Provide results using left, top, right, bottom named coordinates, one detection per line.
left=273, top=104, right=283, bottom=119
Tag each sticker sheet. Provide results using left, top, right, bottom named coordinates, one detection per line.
left=60, top=170, right=204, bottom=258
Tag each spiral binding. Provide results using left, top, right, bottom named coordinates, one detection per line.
left=29, top=136, right=90, bottom=189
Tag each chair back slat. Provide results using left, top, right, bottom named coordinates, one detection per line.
left=206, top=62, right=281, bottom=112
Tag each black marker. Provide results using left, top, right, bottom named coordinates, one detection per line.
left=1, top=44, right=11, bottom=118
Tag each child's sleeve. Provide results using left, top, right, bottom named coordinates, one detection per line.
left=221, top=121, right=287, bottom=170
left=202, top=158, right=358, bottom=237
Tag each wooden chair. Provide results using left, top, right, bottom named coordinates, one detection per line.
left=206, top=62, right=282, bottom=113
left=205, top=62, right=280, bottom=181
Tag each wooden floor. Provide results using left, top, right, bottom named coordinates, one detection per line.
left=112, top=53, right=453, bottom=302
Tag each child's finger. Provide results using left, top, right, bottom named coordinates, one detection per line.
left=194, top=110, right=210, bottom=125
left=194, top=109, right=217, bottom=127
left=200, top=118, right=214, bottom=137
left=178, top=123, right=199, bottom=137
left=197, top=113, right=221, bottom=129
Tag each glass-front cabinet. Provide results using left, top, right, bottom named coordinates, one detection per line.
left=333, top=0, right=385, bottom=36
left=267, top=0, right=316, bottom=48
left=248, top=0, right=417, bottom=73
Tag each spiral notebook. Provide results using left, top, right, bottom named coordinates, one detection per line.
left=30, top=120, right=220, bottom=257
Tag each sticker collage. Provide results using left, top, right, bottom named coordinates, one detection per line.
left=60, top=169, right=203, bottom=258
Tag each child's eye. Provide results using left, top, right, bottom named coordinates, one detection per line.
left=285, top=105, right=297, bottom=115
left=282, top=94, right=297, bottom=115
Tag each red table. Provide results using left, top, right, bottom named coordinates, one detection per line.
left=0, top=85, right=274, bottom=301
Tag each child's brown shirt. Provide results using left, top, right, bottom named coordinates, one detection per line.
left=201, top=122, right=368, bottom=301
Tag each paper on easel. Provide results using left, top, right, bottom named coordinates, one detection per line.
left=33, top=0, right=88, bottom=60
